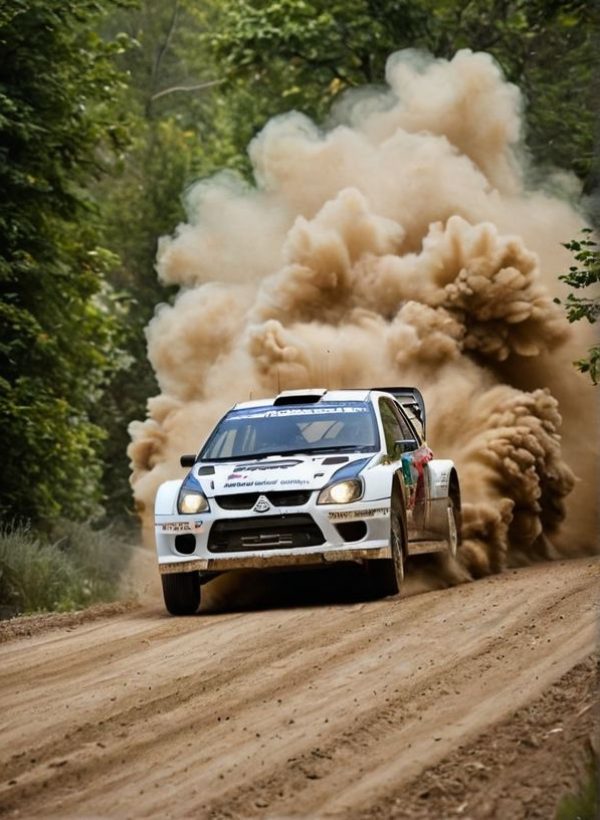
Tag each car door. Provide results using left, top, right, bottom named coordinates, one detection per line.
left=387, top=400, right=433, bottom=540
left=377, top=397, right=409, bottom=520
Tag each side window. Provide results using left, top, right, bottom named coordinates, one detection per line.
left=379, top=399, right=404, bottom=458
left=392, top=403, right=419, bottom=447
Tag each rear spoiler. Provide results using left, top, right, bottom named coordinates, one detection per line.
left=374, top=386, right=426, bottom=438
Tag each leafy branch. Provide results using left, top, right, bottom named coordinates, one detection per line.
left=556, top=228, right=600, bottom=384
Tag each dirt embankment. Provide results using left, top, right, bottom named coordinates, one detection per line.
left=0, top=557, right=597, bottom=819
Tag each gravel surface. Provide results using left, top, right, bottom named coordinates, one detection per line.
left=0, top=557, right=597, bottom=818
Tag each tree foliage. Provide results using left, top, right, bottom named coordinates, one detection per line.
left=208, top=0, right=597, bottom=190
left=557, top=230, right=600, bottom=384
left=93, top=0, right=227, bottom=517
left=0, top=1, right=131, bottom=523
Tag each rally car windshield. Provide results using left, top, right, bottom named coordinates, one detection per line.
left=199, top=402, right=380, bottom=461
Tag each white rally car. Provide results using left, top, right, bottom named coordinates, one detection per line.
left=155, top=388, right=461, bottom=615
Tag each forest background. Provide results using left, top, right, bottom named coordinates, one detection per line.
left=0, top=0, right=597, bottom=590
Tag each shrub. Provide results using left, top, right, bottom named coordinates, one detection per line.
left=0, top=521, right=133, bottom=618
left=555, top=750, right=599, bottom=820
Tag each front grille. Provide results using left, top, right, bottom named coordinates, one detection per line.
left=269, top=490, right=311, bottom=507
left=215, top=492, right=259, bottom=510
left=215, top=490, right=311, bottom=510
left=208, top=514, right=324, bottom=552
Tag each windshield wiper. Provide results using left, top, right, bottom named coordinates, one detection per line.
left=284, top=445, right=376, bottom=456
left=202, top=446, right=376, bottom=462
left=223, top=451, right=301, bottom=461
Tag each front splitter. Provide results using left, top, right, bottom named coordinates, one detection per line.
left=158, top=546, right=392, bottom=574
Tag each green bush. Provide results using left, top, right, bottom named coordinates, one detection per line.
left=556, top=751, right=599, bottom=820
left=0, top=521, right=133, bottom=618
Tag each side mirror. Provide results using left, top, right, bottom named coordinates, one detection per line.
left=394, top=439, right=417, bottom=454
left=180, top=454, right=196, bottom=468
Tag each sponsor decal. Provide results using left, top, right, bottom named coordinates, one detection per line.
left=265, top=407, right=368, bottom=417
left=234, top=460, right=299, bottom=472
left=230, top=405, right=369, bottom=421
left=280, top=479, right=310, bottom=486
left=222, top=479, right=281, bottom=489
left=328, top=507, right=390, bottom=521
left=401, top=445, right=433, bottom=509
left=161, top=520, right=204, bottom=533
left=161, top=521, right=192, bottom=533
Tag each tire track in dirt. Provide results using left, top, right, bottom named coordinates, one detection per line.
left=0, top=558, right=597, bottom=819
left=351, top=655, right=598, bottom=819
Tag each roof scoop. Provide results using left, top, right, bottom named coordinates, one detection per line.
left=273, top=389, right=327, bottom=406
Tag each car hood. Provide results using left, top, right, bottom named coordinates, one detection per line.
left=191, top=453, right=374, bottom=496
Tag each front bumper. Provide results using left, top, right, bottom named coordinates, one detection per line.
left=155, top=498, right=392, bottom=574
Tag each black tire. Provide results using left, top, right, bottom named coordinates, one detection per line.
left=161, top=571, right=201, bottom=616
left=368, top=493, right=405, bottom=598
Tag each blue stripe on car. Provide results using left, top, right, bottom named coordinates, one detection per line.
left=329, top=457, right=372, bottom=483
left=181, top=472, right=205, bottom=494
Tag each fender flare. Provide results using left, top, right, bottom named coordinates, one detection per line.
left=155, top=480, right=183, bottom=516
left=427, top=459, right=459, bottom=501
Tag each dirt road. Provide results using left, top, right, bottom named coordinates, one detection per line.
left=0, top=557, right=597, bottom=819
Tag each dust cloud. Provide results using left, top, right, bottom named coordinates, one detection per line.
left=128, top=49, right=598, bottom=592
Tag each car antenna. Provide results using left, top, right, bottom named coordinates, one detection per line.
left=277, top=366, right=281, bottom=394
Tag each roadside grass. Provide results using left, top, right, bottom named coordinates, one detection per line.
left=0, top=521, right=134, bottom=618
left=555, top=749, right=599, bottom=820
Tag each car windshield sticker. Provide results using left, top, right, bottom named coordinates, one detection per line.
left=229, top=403, right=370, bottom=421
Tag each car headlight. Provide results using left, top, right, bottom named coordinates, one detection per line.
left=177, top=489, right=209, bottom=514
left=317, top=479, right=363, bottom=505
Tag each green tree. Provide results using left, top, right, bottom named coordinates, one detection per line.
left=428, top=0, right=598, bottom=191
left=208, top=0, right=597, bottom=191
left=207, top=0, right=431, bottom=175
left=0, top=1, right=131, bottom=524
left=95, top=0, right=228, bottom=517
left=557, top=229, right=600, bottom=384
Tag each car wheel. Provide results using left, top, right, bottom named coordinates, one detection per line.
left=368, top=495, right=405, bottom=598
left=161, top=571, right=201, bottom=616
